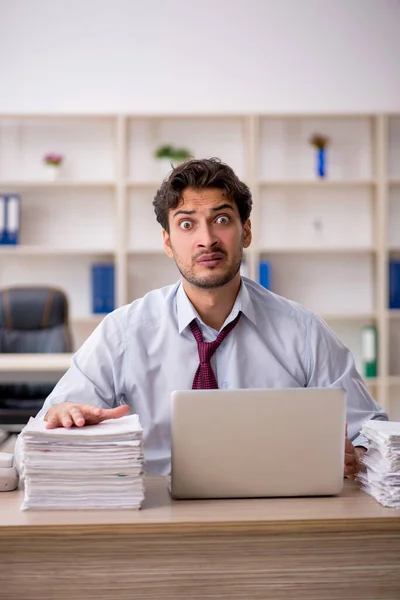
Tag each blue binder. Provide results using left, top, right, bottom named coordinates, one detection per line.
left=259, top=261, right=271, bottom=290
left=91, top=263, right=115, bottom=313
left=0, top=194, right=20, bottom=245
left=389, top=260, right=400, bottom=309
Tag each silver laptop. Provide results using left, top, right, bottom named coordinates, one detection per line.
left=170, top=388, right=346, bottom=499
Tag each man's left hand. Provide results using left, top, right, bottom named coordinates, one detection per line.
left=344, top=437, right=366, bottom=479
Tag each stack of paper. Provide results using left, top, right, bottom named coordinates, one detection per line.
left=356, top=420, right=400, bottom=508
left=20, top=414, right=145, bottom=510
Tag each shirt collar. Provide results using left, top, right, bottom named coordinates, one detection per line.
left=176, top=277, right=257, bottom=335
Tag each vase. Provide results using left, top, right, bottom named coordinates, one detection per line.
left=316, top=147, right=326, bottom=178
left=43, top=164, right=61, bottom=181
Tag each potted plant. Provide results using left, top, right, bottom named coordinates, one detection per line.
left=154, top=144, right=192, bottom=177
left=309, top=134, right=329, bottom=178
left=42, top=152, right=64, bottom=181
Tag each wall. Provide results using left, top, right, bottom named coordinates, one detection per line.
left=0, top=0, right=399, bottom=114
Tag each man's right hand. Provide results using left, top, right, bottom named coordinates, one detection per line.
left=44, top=402, right=130, bottom=429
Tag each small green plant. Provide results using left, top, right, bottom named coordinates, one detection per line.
left=154, top=144, right=192, bottom=162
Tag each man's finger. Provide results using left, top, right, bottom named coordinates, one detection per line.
left=70, top=407, right=86, bottom=427
left=97, top=405, right=130, bottom=422
left=45, top=415, right=61, bottom=429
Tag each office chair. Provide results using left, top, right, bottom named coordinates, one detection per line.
left=0, top=287, right=73, bottom=442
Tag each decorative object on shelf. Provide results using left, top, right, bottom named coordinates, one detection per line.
left=361, top=325, right=377, bottom=378
left=0, top=194, right=20, bottom=245
left=91, top=263, right=115, bottom=314
left=42, top=152, right=64, bottom=181
left=154, top=144, right=192, bottom=177
left=389, top=260, right=400, bottom=309
left=309, top=134, right=329, bottom=178
left=259, top=261, right=271, bottom=290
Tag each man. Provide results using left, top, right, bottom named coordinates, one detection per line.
left=25, top=158, right=387, bottom=478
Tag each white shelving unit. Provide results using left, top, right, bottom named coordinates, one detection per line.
left=0, top=113, right=399, bottom=416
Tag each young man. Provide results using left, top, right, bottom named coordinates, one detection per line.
left=28, top=158, right=387, bottom=477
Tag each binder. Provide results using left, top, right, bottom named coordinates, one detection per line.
left=91, top=263, right=115, bottom=314
left=259, top=260, right=271, bottom=290
left=0, top=195, right=5, bottom=244
left=361, top=325, right=377, bottom=378
left=389, top=260, right=400, bottom=309
left=5, top=195, right=20, bottom=244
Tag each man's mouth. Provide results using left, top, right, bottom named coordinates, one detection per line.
left=196, top=253, right=225, bottom=267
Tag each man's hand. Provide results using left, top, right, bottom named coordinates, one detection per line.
left=45, top=402, right=130, bottom=429
left=344, top=435, right=367, bottom=480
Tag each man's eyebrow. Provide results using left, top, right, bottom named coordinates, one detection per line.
left=173, top=209, right=196, bottom=218
left=211, top=203, right=234, bottom=213
left=172, top=204, right=235, bottom=219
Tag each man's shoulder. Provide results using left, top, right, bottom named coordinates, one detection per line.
left=243, top=277, right=316, bottom=324
left=107, top=282, right=180, bottom=330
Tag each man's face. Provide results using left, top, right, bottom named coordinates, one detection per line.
left=162, top=187, right=252, bottom=289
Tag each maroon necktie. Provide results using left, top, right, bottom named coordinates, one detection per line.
left=190, top=312, right=241, bottom=389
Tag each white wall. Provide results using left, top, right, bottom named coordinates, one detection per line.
left=0, top=0, right=399, bottom=113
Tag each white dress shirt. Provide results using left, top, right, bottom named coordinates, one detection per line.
left=31, top=277, right=387, bottom=475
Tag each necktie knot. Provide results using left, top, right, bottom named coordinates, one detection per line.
left=190, top=312, right=241, bottom=389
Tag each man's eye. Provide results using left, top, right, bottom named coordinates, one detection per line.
left=179, top=220, right=192, bottom=230
left=216, top=215, right=229, bottom=224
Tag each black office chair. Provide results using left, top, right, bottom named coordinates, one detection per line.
left=0, top=287, right=73, bottom=441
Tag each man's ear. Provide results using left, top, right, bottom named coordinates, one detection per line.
left=243, top=219, right=252, bottom=249
left=162, top=229, right=174, bottom=259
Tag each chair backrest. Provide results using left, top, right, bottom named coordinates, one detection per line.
left=0, top=287, right=73, bottom=401
left=0, top=287, right=72, bottom=354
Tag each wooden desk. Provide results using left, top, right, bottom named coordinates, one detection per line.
left=0, top=353, right=72, bottom=383
left=0, top=478, right=400, bottom=599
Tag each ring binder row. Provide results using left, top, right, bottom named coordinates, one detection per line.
left=0, top=194, right=21, bottom=244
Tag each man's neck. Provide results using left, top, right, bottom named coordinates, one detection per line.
left=182, top=274, right=241, bottom=331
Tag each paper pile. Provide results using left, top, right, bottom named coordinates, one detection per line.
left=356, top=420, right=400, bottom=508
left=20, top=414, right=145, bottom=510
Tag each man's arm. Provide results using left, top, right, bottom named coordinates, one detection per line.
left=37, top=311, right=126, bottom=420
left=306, top=314, right=388, bottom=476
left=14, top=311, right=128, bottom=471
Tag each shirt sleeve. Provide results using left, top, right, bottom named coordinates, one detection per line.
left=35, top=311, right=126, bottom=420
left=305, top=314, right=388, bottom=444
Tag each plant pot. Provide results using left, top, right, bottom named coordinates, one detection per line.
left=43, top=164, right=62, bottom=181
left=158, top=158, right=175, bottom=178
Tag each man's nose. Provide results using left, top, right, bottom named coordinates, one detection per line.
left=197, top=224, right=219, bottom=248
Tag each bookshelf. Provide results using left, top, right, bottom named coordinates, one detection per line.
left=0, top=113, right=399, bottom=416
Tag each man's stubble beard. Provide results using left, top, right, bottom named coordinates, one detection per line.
left=172, top=246, right=244, bottom=290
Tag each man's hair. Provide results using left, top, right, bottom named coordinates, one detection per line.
left=153, top=157, right=252, bottom=232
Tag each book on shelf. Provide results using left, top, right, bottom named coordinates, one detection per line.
left=389, top=260, right=400, bottom=309
left=259, top=260, right=271, bottom=290
left=91, top=263, right=115, bottom=314
left=0, top=194, right=20, bottom=245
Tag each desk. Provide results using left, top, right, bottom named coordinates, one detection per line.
left=0, top=478, right=400, bottom=599
left=0, top=353, right=72, bottom=383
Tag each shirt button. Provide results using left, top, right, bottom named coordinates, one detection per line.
left=222, top=382, right=229, bottom=389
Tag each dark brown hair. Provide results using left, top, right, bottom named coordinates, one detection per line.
left=153, top=157, right=252, bottom=232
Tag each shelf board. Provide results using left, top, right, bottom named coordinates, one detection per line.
left=389, top=178, right=400, bottom=185
left=388, top=376, right=400, bottom=386
left=127, top=248, right=165, bottom=255
left=72, top=315, right=105, bottom=326
left=387, top=310, right=400, bottom=319
left=320, top=313, right=377, bottom=322
left=0, top=246, right=115, bottom=256
left=259, top=246, right=376, bottom=255
left=0, top=180, right=116, bottom=189
left=259, top=179, right=376, bottom=187
left=126, top=180, right=161, bottom=189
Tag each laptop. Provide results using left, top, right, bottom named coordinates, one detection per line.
left=170, top=387, right=346, bottom=499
